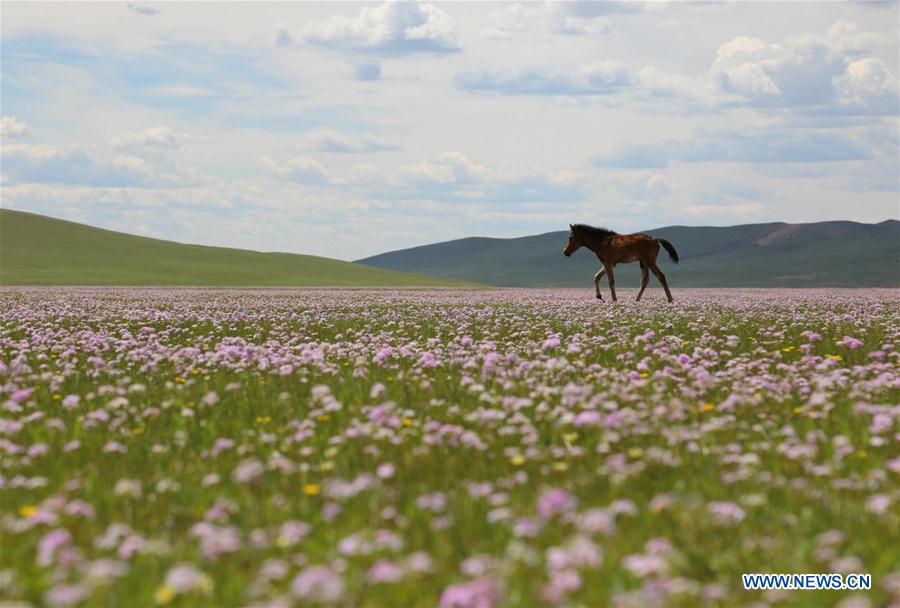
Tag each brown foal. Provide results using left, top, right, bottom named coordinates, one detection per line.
left=563, top=224, right=679, bottom=303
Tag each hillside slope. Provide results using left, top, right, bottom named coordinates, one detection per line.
left=0, top=210, right=478, bottom=287
left=358, top=220, right=900, bottom=287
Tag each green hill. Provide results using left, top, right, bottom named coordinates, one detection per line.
left=0, top=209, right=479, bottom=287
left=358, top=220, right=900, bottom=287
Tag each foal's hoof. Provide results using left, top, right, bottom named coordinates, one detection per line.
left=595, top=294, right=603, bottom=300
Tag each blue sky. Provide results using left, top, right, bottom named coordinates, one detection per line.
left=1, top=1, right=898, bottom=259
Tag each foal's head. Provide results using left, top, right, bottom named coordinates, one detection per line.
left=564, top=224, right=616, bottom=256
left=563, top=224, right=582, bottom=257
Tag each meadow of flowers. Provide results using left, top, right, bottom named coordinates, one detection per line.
left=1, top=287, right=898, bottom=608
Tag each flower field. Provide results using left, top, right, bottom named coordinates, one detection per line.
left=1, top=287, right=898, bottom=607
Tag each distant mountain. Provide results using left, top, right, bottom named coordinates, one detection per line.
left=0, top=210, right=480, bottom=287
left=357, top=220, right=900, bottom=287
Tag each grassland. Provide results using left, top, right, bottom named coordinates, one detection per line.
left=0, top=210, right=477, bottom=287
left=0, top=288, right=897, bottom=607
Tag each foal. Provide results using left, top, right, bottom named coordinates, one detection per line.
left=563, top=224, right=679, bottom=303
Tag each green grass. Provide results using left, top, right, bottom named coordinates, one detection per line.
left=0, top=210, right=480, bottom=287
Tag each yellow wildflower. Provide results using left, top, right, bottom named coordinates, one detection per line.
left=510, top=454, right=526, bottom=466
left=303, top=483, right=321, bottom=496
left=19, top=505, right=38, bottom=518
left=701, top=403, right=715, bottom=412
left=155, top=585, right=175, bottom=605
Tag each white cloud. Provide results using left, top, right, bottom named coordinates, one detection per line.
left=1, top=116, right=29, bottom=137
left=635, top=66, right=715, bottom=105
left=144, top=85, right=217, bottom=98
left=0, top=183, right=231, bottom=210
left=110, top=126, right=181, bottom=150
left=834, top=57, right=900, bottom=113
left=343, top=152, right=583, bottom=204
left=628, top=19, right=898, bottom=116
left=593, top=127, right=876, bottom=168
left=821, top=20, right=880, bottom=56
left=606, top=171, right=672, bottom=204
left=260, top=155, right=330, bottom=184
left=708, top=21, right=896, bottom=112
left=456, top=61, right=631, bottom=96
left=305, top=130, right=399, bottom=154
left=2, top=143, right=151, bottom=187
left=273, top=24, right=295, bottom=47
left=482, top=1, right=641, bottom=38
left=299, top=2, right=460, bottom=55
left=577, top=62, right=631, bottom=88
left=2, top=143, right=203, bottom=188
left=127, top=3, right=159, bottom=17
left=393, top=151, right=489, bottom=186
left=711, top=36, right=782, bottom=98
left=351, top=62, right=382, bottom=81
left=680, top=202, right=766, bottom=221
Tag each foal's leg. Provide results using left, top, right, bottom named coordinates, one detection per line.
left=649, top=262, right=673, bottom=303
left=593, top=267, right=606, bottom=300
left=635, top=263, right=650, bottom=302
left=604, top=264, right=617, bottom=302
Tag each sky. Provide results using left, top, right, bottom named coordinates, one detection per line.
left=1, top=1, right=898, bottom=260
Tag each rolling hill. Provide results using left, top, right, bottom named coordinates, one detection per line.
left=357, top=220, right=900, bottom=287
left=0, top=210, right=478, bottom=287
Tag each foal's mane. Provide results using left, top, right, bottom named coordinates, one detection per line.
left=572, top=224, right=617, bottom=240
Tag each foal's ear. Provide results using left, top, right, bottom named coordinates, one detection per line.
left=569, top=223, right=574, bottom=230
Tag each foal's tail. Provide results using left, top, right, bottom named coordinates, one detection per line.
left=657, top=238, right=679, bottom=264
